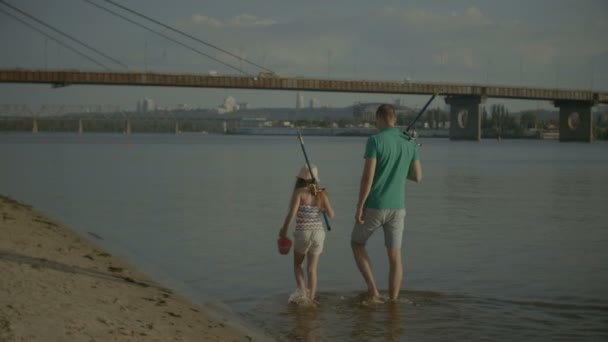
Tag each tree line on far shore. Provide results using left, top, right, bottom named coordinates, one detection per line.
left=1, top=105, right=607, bottom=139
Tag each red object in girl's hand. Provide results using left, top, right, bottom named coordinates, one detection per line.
left=278, top=236, right=292, bottom=255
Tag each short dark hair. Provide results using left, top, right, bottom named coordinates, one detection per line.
left=376, top=104, right=396, bottom=122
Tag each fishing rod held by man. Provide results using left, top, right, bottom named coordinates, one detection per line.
left=402, top=92, right=439, bottom=144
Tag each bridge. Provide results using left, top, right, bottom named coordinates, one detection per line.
left=2, top=68, right=607, bottom=141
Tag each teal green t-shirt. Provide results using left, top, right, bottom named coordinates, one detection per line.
left=364, top=127, right=419, bottom=209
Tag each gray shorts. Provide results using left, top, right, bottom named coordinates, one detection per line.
left=351, top=208, right=406, bottom=249
left=294, top=229, right=326, bottom=255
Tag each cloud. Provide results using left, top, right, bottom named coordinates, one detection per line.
left=380, top=5, right=492, bottom=31
left=520, top=43, right=557, bottom=65
left=189, top=13, right=276, bottom=29
left=171, top=3, right=602, bottom=85
left=226, top=14, right=276, bottom=27
left=433, top=48, right=475, bottom=69
left=260, top=33, right=355, bottom=74
left=463, top=6, right=484, bottom=22
left=191, top=15, right=222, bottom=28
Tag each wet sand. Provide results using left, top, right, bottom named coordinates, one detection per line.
left=0, top=194, right=265, bottom=341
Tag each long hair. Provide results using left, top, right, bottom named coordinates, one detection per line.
left=294, top=177, right=314, bottom=189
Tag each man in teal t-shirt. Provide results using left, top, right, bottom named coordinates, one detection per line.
left=351, top=104, right=422, bottom=301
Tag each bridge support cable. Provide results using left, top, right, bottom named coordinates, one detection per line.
left=0, top=0, right=128, bottom=70
left=83, top=0, right=249, bottom=75
left=0, top=7, right=111, bottom=70
left=98, top=0, right=275, bottom=74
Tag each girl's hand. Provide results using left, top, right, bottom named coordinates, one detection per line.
left=279, top=227, right=288, bottom=238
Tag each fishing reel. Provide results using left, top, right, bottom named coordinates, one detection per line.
left=403, top=130, right=422, bottom=146
left=308, top=183, right=325, bottom=197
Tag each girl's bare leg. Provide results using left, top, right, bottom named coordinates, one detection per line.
left=294, top=252, right=307, bottom=290
left=306, top=253, right=320, bottom=300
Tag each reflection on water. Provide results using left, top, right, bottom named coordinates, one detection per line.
left=248, top=290, right=608, bottom=341
left=252, top=291, right=412, bottom=342
left=283, top=305, right=322, bottom=342
left=386, top=302, right=404, bottom=342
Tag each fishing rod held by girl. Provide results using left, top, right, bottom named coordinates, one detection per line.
left=297, top=130, right=332, bottom=231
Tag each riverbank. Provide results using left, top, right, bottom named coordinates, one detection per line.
left=0, top=194, right=264, bottom=341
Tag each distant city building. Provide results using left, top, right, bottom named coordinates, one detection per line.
left=137, top=98, right=156, bottom=113
left=309, top=98, right=320, bottom=108
left=224, top=96, right=238, bottom=111
left=143, top=98, right=155, bottom=112
left=353, top=103, right=382, bottom=122
left=217, top=96, right=239, bottom=114
left=238, top=102, right=249, bottom=110
left=296, top=92, right=304, bottom=109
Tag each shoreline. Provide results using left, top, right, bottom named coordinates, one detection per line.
left=0, top=129, right=567, bottom=140
left=0, top=194, right=268, bottom=341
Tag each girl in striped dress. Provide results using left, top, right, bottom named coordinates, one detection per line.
left=279, top=165, right=335, bottom=301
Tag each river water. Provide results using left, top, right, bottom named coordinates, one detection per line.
left=1, top=133, right=607, bottom=341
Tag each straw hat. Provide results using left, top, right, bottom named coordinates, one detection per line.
left=297, top=164, right=319, bottom=181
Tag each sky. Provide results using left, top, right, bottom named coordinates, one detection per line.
left=0, top=0, right=607, bottom=113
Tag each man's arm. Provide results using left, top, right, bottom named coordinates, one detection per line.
left=407, top=159, right=422, bottom=182
left=355, top=158, right=376, bottom=224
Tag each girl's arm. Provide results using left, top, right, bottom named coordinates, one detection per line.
left=320, top=191, right=335, bottom=219
left=279, top=191, right=300, bottom=237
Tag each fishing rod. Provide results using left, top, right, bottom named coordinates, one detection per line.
left=297, top=130, right=332, bottom=231
left=403, top=92, right=439, bottom=144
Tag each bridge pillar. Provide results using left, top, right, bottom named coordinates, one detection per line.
left=445, top=95, right=484, bottom=141
left=554, top=100, right=594, bottom=142
left=78, top=119, right=83, bottom=134
left=32, top=118, right=38, bottom=134
left=124, top=120, right=131, bottom=134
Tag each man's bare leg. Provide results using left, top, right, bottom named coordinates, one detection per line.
left=387, top=248, right=403, bottom=300
left=351, top=240, right=380, bottom=298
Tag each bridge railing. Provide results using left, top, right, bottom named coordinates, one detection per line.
left=1, top=68, right=606, bottom=104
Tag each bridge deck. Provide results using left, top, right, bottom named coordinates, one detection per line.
left=1, top=69, right=606, bottom=104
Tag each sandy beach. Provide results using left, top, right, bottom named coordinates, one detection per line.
left=0, top=194, right=265, bottom=342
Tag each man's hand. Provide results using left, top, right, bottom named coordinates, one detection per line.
left=355, top=206, right=365, bottom=224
